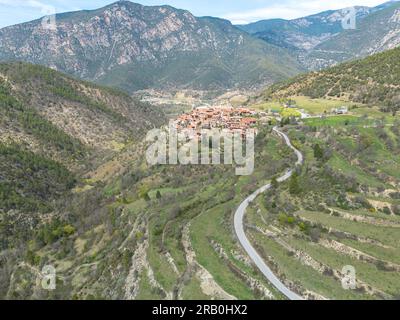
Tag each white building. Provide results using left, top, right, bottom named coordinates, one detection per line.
left=333, top=106, right=349, bottom=114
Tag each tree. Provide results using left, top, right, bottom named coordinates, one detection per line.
left=271, top=177, right=279, bottom=189
left=156, top=190, right=162, bottom=199
left=143, top=192, right=151, bottom=202
left=280, top=117, right=290, bottom=127
left=63, top=225, right=76, bottom=236
left=390, top=95, right=400, bottom=116
left=289, top=173, right=301, bottom=195
left=313, top=143, right=324, bottom=160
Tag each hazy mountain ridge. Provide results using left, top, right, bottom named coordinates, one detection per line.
left=307, top=2, right=400, bottom=69
left=240, top=1, right=400, bottom=70
left=0, top=1, right=303, bottom=92
left=238, top=6, right=378, bottom=51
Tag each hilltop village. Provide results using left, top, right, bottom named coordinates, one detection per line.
left=175, top=106, right=259, bottom=137
left=171, top=100, right=351, bottom=140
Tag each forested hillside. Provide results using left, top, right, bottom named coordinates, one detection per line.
left=263, top=47, right=400, bottom=113
left=0, top=62, right=165, bottom=213
left=0, top=62, right=167, bottom=298
left=0, top=62, right=165, bottom=163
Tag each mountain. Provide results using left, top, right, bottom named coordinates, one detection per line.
left=307, top=1, right=400, bottom=69
left=0, top=1, right=303, bottom=92
left=263, top=47, right=400, bottom=113
left=239, top=1, right=400, bottom=70
left=238, top=6, right=378, bottom=51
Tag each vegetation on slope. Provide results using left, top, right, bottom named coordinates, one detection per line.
left=0, top=65, right=165, bottom=301
left=0, top=144, right=75, bottom=213
left=0, top=62, right=166, bottom=164
left=0, top=79, right=85, bottom=158
left=246, top=116, right=400, bottom=299
left=263, top=47, right=400, bottom=114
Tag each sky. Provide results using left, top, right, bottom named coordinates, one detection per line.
left=0, top=0, right=392, bottom=28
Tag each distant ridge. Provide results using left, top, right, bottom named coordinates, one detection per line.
left=239, top=1, right=400, bottom=70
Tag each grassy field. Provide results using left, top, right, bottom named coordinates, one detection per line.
left=286, top=235, right=400, bottom=296
left=250, top=101, right=283, bottom=112
left=253, top=96, right=360, bottom=115
left=291, top=96, right=353, bottom=114
left=181, top=276, right=211, bottom=300
left=328, top=153, right=386, bottom=188
left=190, top=202, right=258, bottom=299
left=303, top=115, right=372, bottom=127
left=298, top=211, right=400, bottom=247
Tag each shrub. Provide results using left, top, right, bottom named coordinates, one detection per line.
left=391, top=205, right=400, bottom=216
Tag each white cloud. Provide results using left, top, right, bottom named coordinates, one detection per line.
left=223, top=0, right=389, bottom=24
left=0, top=0, right=81, bottom=12
left=0, top=0, right=56, bottom=13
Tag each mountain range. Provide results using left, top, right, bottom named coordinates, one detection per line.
left=1, top=1, right=400, bottom=91
left=239, top=1, right=400, bottom=70
left=0, top=1, right=302, bottom=92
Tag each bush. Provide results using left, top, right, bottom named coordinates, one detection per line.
left=308, top=228, right=321, bottom=243
left=391, top=205, right=400, bottom=216
left=313, top=144, right=324, bottom=160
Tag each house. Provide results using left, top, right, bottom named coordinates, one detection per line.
left=284, top=101, right=297, bottom=108
left=241, top=118, right=257, bottom=126
left=298, top=109, right=311, bottom=119
left=333, top=106, right=349, bottom=115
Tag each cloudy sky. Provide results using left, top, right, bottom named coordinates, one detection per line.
left=0, top=0, right=391, bottom=28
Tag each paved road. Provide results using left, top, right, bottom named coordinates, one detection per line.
left=234, top=126, right=304, bottom=300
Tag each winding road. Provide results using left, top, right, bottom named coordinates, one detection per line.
left=234, top=126, right=304, bottom=300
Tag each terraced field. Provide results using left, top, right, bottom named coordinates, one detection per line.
left=243, top=114, right=400, bottom=300
left=129, top=112, right=400, bottom=301
left=4, top=92, right=399, bottom=300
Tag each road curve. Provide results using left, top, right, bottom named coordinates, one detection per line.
left=234, top=126, right=304, bottom=300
